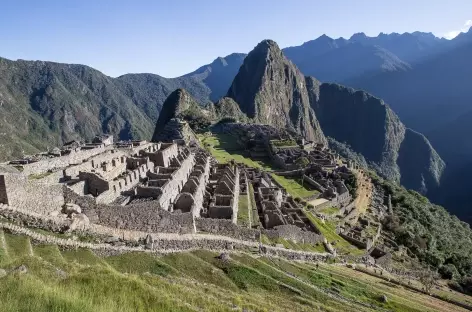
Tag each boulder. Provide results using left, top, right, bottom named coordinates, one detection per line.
left=217, top=252, right=230, bottom=261
left=55, top=268, right=68, bottom=279
left=67, top=213, right=90, bottom=232
left=380, top=294, right=388, bottom=303
left=63, top=203, right=82, bottom=216
left=14, top=265, right=28, bottom=274
left=105, top=236, right=120, bottom=244
left=0, top=269, right=7, bottom=278
left=145, top=234, right=153, bottom=250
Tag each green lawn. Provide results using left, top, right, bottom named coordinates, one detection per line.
left=271, top=174, right=318, bottom=199
left=198, top=133, right=272, bottom=169
left=319, top=206, right=339, bottom=216
left=305, top=212, right=364, bottom=256
left=248, top=184, right=261, bottom=229
left=237, top=195, right=250, bottom=228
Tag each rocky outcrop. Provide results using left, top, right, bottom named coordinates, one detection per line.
left=151, top=89, right=209, bottom=143
left=227, top=40, right=327, bottom=144
left=214, top=97, right=248, bottom=122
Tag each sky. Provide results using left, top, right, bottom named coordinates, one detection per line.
left=0, top=0, right=471, bottom=78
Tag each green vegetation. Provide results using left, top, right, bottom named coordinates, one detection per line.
left=271, top=174, right=318, bottom=199
left=0, top=232, right=470, bottom=311
left=369, top=171, right=472, bottom=282
left=270, top=139, right=297, bottom=148
left=319, top=206, right=339, bottom=216
left=248, top=184, right=261, bottom=228
left=260, top=234, right=327, bottom=253
left=237, top=195, right=250, bottom=228
left=305, top=212, right=364, bottom=256
left=28, top=172, right=53, bottom=180
left=198, top=133, right=272, bottom=170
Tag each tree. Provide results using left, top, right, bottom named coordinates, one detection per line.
left=418, top=268, right=438, bottom=294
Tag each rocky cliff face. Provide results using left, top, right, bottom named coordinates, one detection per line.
left=214, top=97, right=248, bottom=122
left=311, top=82, right=445, bottom=193
left=227, top=40, right=327, bottom=144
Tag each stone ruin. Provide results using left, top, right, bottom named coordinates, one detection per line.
left=0, top=135, right=250, bottom=242
left=0, top=132, right=356, bottom=252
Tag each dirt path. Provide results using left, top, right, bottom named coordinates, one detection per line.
left=345, top=169, right=373, bottom=225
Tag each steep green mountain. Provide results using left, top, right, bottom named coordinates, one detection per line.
left=0, top=58, right=155, bottom=160
left=227, top=40, right=444, bottom=195
left=226, top=40, right=327, bottom=144
left=427, top=111, right=472, bottom=223
left=309, top=82, right=445, bottom=194
left=0, top=58, right=216, bottom=161
left=213, top=97, right=249, bottom=122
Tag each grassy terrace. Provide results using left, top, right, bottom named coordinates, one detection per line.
left=198, top=133, right=318, bottom=199
left=28, top=172, right=52, bottom=180
left=305, top=211, right=365, bottom=256
left=319, top=206, right=339, bottom=216
left=271, top=174, right=318, bottom=199
left=0, top=231, right=469, bottom=312
left=237, top=195, right=250, bottom=228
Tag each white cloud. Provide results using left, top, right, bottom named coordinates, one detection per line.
left=443, top=20, right=472, bottom=39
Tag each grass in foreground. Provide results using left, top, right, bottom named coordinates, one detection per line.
left=0, top=232, right=470, bottom=312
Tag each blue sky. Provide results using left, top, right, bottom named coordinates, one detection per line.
left=1, top=0, right=471, bottom=77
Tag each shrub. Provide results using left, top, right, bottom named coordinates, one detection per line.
left=439, top=264, right=460, bottom=280
left=217, top=117, right=238, bottom=124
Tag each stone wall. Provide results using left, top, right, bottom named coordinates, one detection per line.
left=339, top=232, right=367, bottom=249
left=263, top=224, right=324, bottom=245
left=195, top=218, right=259, bottom=241
left=88, top=202, right=195, bottom=234
left=156, top=143, right=178, bottom=167
left=0, top=175, right=7, bottom=205
left=154, top=152, right=195, bottom=210
left=63, top=150, right=126, bottom=181
left=1, top=173, right=64, bottom=215
left=174, top=155, right=210, bottom=217
left=21, top=145, right=106, bottom=176
left=0, top=203, right=68, bottom=232
left=63, top=185, right=98, bottom=216
left=231, top=167, right=240, bottom=223
left=95, top=161, right=154, bottom=204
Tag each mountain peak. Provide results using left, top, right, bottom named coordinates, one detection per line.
left=253, top=39, right=282, bottom=55
left=226, top=40, right=326, bottom=143
left=350, top=32, right=368, bottom=40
